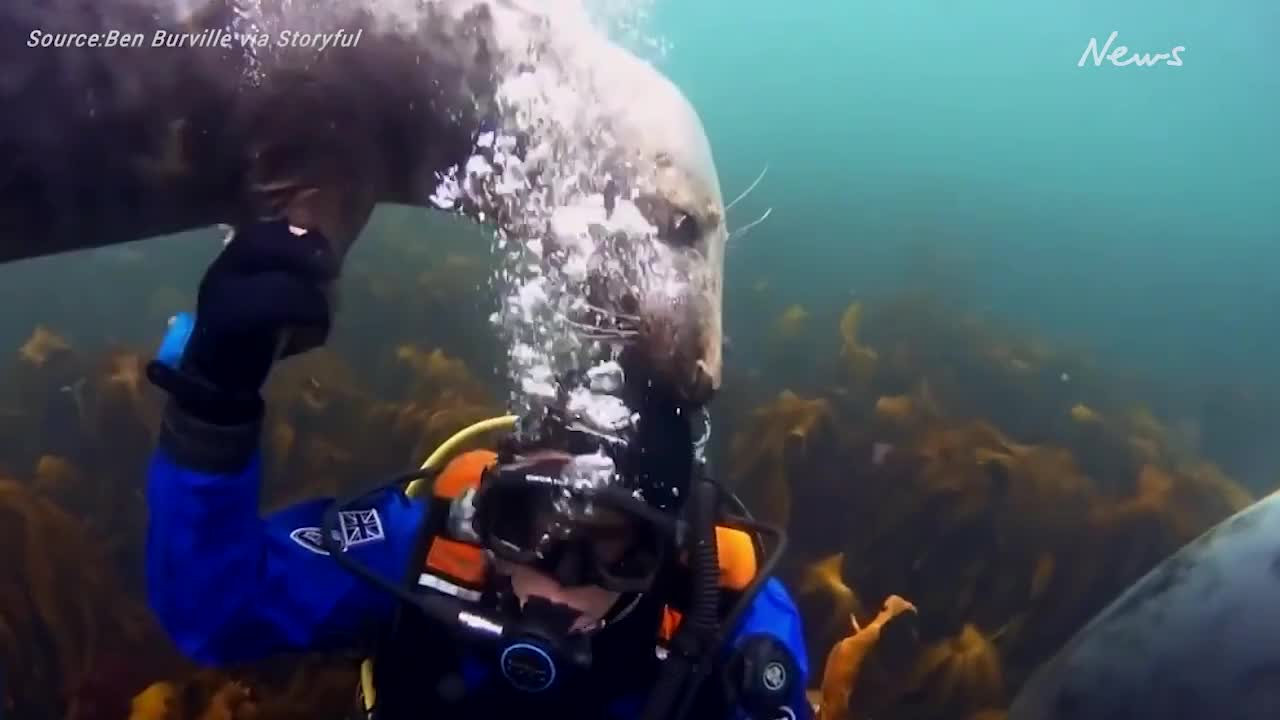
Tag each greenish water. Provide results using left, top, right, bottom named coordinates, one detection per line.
left=649, top=0, right=1278, bottom=386
left=0, top=0, right=1273, bottom=485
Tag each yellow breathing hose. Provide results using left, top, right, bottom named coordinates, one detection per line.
left=360, top=413, right=518, bottom=713
left=406, top=414, right=518, bottom=497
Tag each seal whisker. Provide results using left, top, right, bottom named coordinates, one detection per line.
left=570, top=324, right=640, bottom=339
left=575, top=330, right=640, bottom=342
left=559, top=316, right=640, bottom=340
left=725, top=164, right=769, bottom=213
left=729, top=207, right=773, bottom=243
left=582, top=301, right=641, bottom=323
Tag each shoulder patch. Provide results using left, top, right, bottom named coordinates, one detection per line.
left=339, top=509, right=385, bottom=547
left=289, top=509, right=385, bottom=555
left=289, top=526, right=336, bottom=555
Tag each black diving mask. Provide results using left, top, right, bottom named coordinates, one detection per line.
left=472, top=453, right=680, bottom=594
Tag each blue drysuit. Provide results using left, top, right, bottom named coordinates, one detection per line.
left=147, top=439, right=813, bottom=719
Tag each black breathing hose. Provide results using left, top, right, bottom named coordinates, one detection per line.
left=689, top=479, right=721, bottom=633
left=720, top=485, right=767, bottom=560
left=676, top=477, right=724, bottom=717
left=640, top=477, right=721, bottom=720
left=319, top=467, right=477, bottom=633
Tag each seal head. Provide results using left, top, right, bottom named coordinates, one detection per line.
left=451, top=0, right=727, bottom=403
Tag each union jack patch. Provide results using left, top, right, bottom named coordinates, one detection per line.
left=339, top=509, right=385, bottom=547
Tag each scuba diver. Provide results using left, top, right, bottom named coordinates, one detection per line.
left=144, top=219, right=813, bottom=720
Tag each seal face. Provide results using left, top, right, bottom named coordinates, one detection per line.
left=1, top=0, right=726, bottom=403
left=435, top=1, right=728, bottom=404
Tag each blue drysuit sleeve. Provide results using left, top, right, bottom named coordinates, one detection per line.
left=726, top=577, right=814, bottom=720
left=146, top=447, right=427, bottom=665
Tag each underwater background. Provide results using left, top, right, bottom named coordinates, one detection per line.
left=660, top=0, right=1278, bottom=384
left=648, top=0, right=1280, bottom=489
left=0, top=0, right=1277, bottom=718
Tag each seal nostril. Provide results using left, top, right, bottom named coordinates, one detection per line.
left=603, top=178, right=618, bottom=218
left=686, top=360, right=717, bottom=405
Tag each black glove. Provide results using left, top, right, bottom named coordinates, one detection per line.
left=148, top=219, right=338, bottom=426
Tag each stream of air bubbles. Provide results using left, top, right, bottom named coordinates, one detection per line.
left=429, top=0, right=681, bottom=488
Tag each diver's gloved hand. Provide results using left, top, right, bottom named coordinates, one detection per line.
left=149, top=219, right=338, bottom=426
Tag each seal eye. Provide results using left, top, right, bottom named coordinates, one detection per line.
left=667, top=211, right=700, bottom=248
left=635, top=195, right=701, bottom=248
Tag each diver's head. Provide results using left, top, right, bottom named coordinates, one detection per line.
left=474, top=381, right=696, bottom=633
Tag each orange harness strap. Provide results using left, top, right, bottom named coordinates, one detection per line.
left=423, top=450, right=496, bottom=586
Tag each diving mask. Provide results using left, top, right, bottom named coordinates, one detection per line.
left=472, top=451, right=679, bottom=594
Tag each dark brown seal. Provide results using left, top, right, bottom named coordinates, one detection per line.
left=0, top=0, right=726, bottom=402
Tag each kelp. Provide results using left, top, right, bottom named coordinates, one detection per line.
left=0, top=230, right=1268, bottom=720
left=0, top=479, right=173, bottom=719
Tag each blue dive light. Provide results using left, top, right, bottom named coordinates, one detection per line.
left=154, top=311, right=196, bottom=369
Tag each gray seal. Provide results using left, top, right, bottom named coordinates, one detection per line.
left=1009, top=489, right=1280, bottom=720
left=1, top=0, right=726, bottom=403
